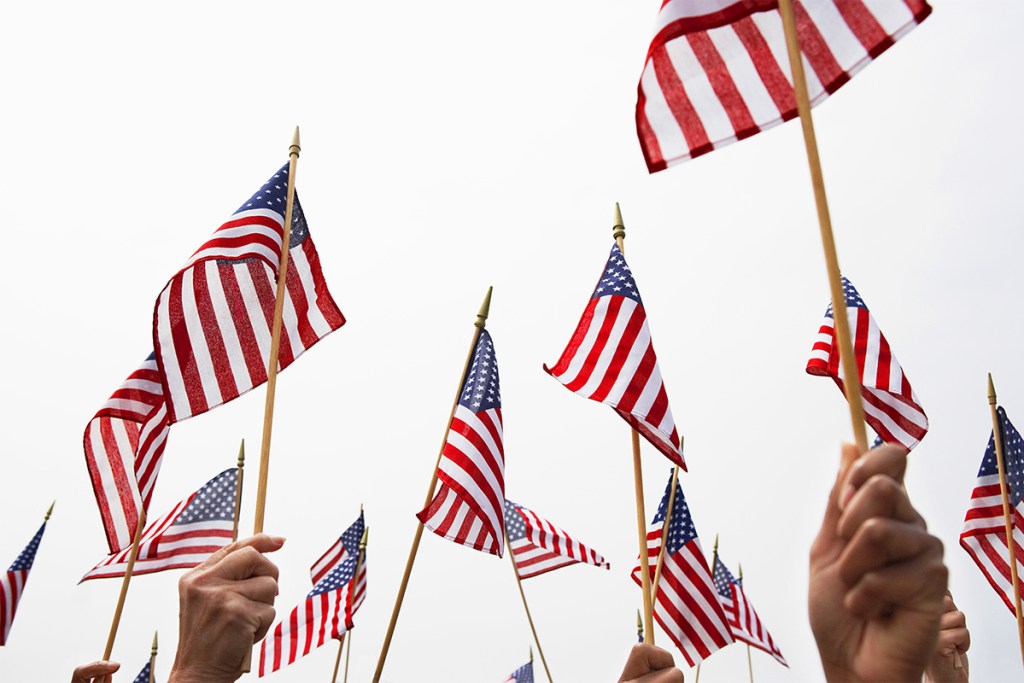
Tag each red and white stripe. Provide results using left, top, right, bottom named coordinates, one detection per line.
left=1, top=570, right=30, bottom=646
left=807, top=302, right=928, bottom=451
left=633, top=533, right=734, bottom=666
left=545, top=295, right=684, bottom=469
left=258, top=559, right=367, bottom=676
left=729, top=584, right=788, bottom=666
left=418, top=404, right=506, bottom=556
left=310, top=537, right=349, bottom=587
left=83, top=356, right=171, bottom=553
left=960, top=473, right=1024, bottom=616
left=155, top=233, right=345, bottom=423
left=507, top=502, right=609, bottom=580
left=637, top=0, right=931, bottom=171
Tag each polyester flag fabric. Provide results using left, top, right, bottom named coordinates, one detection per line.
left=632, top=471, right=733, bottom=666
left=505, top=499, right=609, bottom=579
left=0, top=519, right=47, bottom=646
left=84, top=353, right=171, bottom=553
left=712, top=557, right=787, bottom=666
left=503, top=659, right=534, bottom=683
left=259, top=512, right=367, bottom=676
left=637, top=0, right=932, bottom=171
left=81, top=468, right=237, bottom=581
left=545, top=244, right=684, bottom=469
left=418, top=329, right=506, bottom=556
left=154, top=163, right=345, bottom=424
left=132, top=661, right=152, bottom=683
left=960, top=407, right=1024, bottom=616
left=806, top=276, right=928, bottom=451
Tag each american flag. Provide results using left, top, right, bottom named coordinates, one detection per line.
left=0, top=519, right=48, bottom=646
left=632, top=471, right=733, bottom=666
left=503, top=659, right=534, bottom=683
left=154, top=163, right=345, bottom=424
left=636, top=0, right=932, bottom=171
left=806, top=276, right=928, bottom=451
left=545, top=243, right=684, bottom=469
left=131, top=661, right=152, bottom=683
left=81, top=469, right=237, bottom=581
left=960, top=407, right=1024, bottom=616
left=259, top=512, right=367, bottom=676
left=84, top=353, right=171, bottom=553
left=505, top=499, right=609, bottom=579
left=712, top=557, right=787, bottom=666
left=418, top=329, right=506, bottom=556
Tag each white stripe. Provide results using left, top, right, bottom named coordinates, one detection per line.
left=655, top=0, right=755, bottom=35
left=236, top=264, right=274, bottom=373
left=708, top=25, right=783, bottom=124
left=553, top=297, right=612, bottom=385
left=87, top=419, right=134, bottom=549
left=156, top=289, right=189, bottom=420
left=858, top=310, right=880, bottom=388
left=290, top=246, right=333, bottom=336
left=640, top=59, right=693, bottom=163
left=801, top=0, right=867, bottom=77
left=180, top=264, right=223, bottom=411
left=205, top=264, right=255, bottom=393
left=604, top=315, right=652, bottom=404
left=860, top=0, right=914, bottom=34
left=663, top=36, right=737, bottom=145
left=187, top=243, right=279, bottom=270
left=575, top=301, right=637, bottom=398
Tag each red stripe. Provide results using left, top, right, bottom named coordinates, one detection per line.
left=300, top=239, right=346, bottom=330
left=793, top=1, right=850, bottom=94
left=83, top=420, right=127, bottom=552
left=732, top=17, right=796, bottom=118
left=441, top=426, right=503, bottom=523
left=166, top=278, right=210, bottom=417
left=219, top=264, right=268, bottom=388
left=285, top=259, right=320, bottom=351
left=98, top=418, right=140, bottom=543
left=874, top=332, right=892, bottom=392
left=644, top=383, right=671, bottom=430
left=834, top=0, right=892, bottom=56
left=687, top=32, right=760, bottom=140
left=615, top=343, right=657, bottom=413
left=249, top=260, right=295, bottom=369
left=652, top=45, right=713, bottom=158
left=192, top=265, right=239, bottom=403
left=590, top=304, right=646, bottom=403
left=564, top=299, right=619, bottom=390
left=637, top=88, right=668, bottom=173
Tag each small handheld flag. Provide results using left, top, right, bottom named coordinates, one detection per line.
left=712, top=557, right=787, bottom=666
left=505, top=499, right=609, bottom=579
left=0, top=504, right=51, bottom=646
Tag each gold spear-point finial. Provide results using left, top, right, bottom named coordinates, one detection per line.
left=44, top=500, right=55, bottom=522
left=475, top=286, right=493, bottom=328
left=237, top=439, right=246, bottom=469
left=152, top=631, right=159, bottom=655
left=290, top=126, right=301, bottom=156
left=530, top=645, right=534, bottom=662
left=989, top=373, right=998, bottom=406
left=713, top=533, right=719, bottom=556
left=738, top=562, right=743, bottom=580
left=360, top=526, right=369, bottom=551
left=613, top=202, right=626, bottom=242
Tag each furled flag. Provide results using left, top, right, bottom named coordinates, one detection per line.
left=960, top=407, right=1024, bottom=616
left=0, top=518, right=48, bottom=646
left=84, top=353, right=171, bottom=553
left=636, top=0, right=932, bottom=171
left=632, top=471, right=733, bottom=666
left=545, top=244, right=684, bottom=469
left=259, top=512, right=367, bottom=676
left=153, top=163, right=345, bottom=424
left=806, top=276, right=928, bottom=451
left=505, top=499, right=609, bottom=579
left=81, top=468, right=237, bottom=581
left=418, top=330, right=506, bottom=556
left=503, top=659, right=534, bottom=683
left=132, top=661, right=152, bottom=683
left=712, top=556, right=787, bottom=666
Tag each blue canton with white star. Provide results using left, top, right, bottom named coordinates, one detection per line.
left=592, top=244, right=642, bottom=305
left=508, top=660, right=534, bottom=683
left=8, top=523, right=45, bottom=572
left=652, top=471, right=697, bottom=554
left=131, top=661, right=151, bottom=683
left=979, top=407, right=1024, bottom=506
left=230, top=164, right=309, bottom=252
left=824, top=276, right=867, bottom=319
left=712, top=555, right=736, bottom=599
left=309, top=513, right=365, bottom=598
left=174, top=469, right=237, bottom=526
left=504, top=500, right=527, bottom=541
left=459, top=329, right=501, bottom=413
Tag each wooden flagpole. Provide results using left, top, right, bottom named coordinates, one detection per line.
left=649, top=466, right=680, bottom=601
left=694, top=662, right=702, bottom=683
left=775, top=0, right=868, bottom=454
left=149, top=631, right=158, bottom=683
left=102, top=507, right=147, bottom=659
left=343, top=628, right=353, bottom=683
left=331, top=634, right=347, bottom=683
left=739, top=563, right=753, bottom=683
left=232, top=439, right=245, bottom=542
left=613, top=203, right=655, bottom=644
left=253, top=126, right=302, bottom=535
left=504, top=528, right=554, bottom=683
left=987, top=374, right=1024, bottom=666
left=372, top=287, right=493, bottom=683
left=637, top=609, right=643, bottom=643
left=335, top=526, right=369, bottom=682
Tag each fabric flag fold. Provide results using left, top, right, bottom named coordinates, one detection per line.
left=505, top=499, right=609, bottom=579
left=153, top=163, right=345, bottom=424
left=631, top=471, right=733, bottom=666
left=81, top=468, right=237, bottom=581
left=806, top=276, right=928, bottom=451
left=960, top=406, right=1024, bottom=616
left=712, top=557, right=787, bottom=666
left=418, top=329, right=506, bottom=556
left=636, top=0, right=932, bottom=171
left=503, top=659, right=534, bottom=683
left=132, top=661, right=153, bottom=683
left=545, top=243, right=684, bottom=469
left=1, top=518, right=48, bottom=646
left=259, top=512, right=367, bottom=676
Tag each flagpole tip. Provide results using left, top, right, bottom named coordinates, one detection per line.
left=237, top=439, right=245, bottom=468
left=476, top=286, right=493, bottom=328
left=360, top=526, right=369, bottom=549
left=713, top=533, right=719, bottom=555
left=45, top=500, right=55, bottom=521
left=290, top=126, right=301, bottom=155
left=613, top=202, right=625, bottom=242
left=152, top=631, right=159, bottom=653
left=738, top=562, right=743, bottom=580
left=988, top=373, right=997, bottom=405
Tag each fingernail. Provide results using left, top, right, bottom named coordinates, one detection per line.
left=272, top=535, right=286, bottom=544
left=839, top=483, right=856, bottom=510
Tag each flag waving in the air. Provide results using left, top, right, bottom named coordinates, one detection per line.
left=505, top=499, right=609, bottom=579
left=1, top=515, right=49, bottom=646
left=712, top=556, right=787, bottom=666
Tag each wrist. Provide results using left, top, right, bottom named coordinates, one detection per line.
left=167, top=663, right=239, bottom=683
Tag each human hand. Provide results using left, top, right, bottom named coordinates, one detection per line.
left=71, top=661, right=119, bottom=683
left=809, top=443, right=947, bottom=682
left=167, top=534, right=285, bottom=683
left=924, top=591, right=970, bottom=682
left=617, top=643, right=684, bottom=682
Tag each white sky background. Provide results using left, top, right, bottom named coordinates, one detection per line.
left=1, top=1, right=1023, bottom=681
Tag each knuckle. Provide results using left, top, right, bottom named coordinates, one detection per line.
left=861, top=517, right=892, bottom=545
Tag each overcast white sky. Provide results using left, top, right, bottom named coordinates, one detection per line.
left=3, top=1, right=1024, bottom=681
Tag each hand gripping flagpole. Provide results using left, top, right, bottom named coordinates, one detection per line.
left=614, top=204, right=655, bottom=644
left=232, top=439, right=245, bottom=542
left=253, top=126, right=302, bottom=535
left=649, top=466, right=680, bottom=602
left=372, top=287, right=493, bottom=683
left=149, top=631, right=158, bottom=683
left=102, top=506, right=147, bottom=660
left=504, top=527, right=554, bottom=683
left=334, top=526, right=369, bottom=683
left=776, top=0, right=868, bottom=454
left=987, top=374, right=1024, bottom=667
